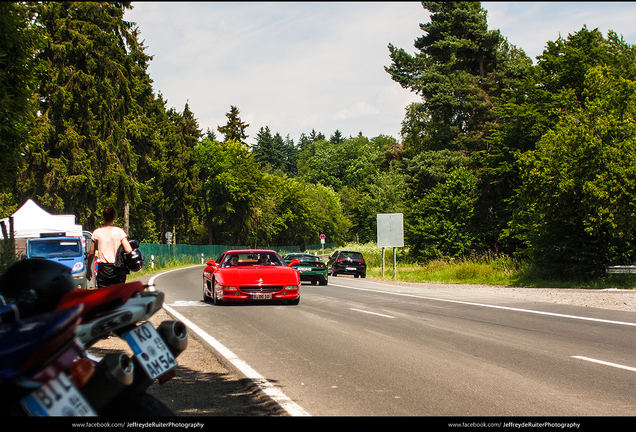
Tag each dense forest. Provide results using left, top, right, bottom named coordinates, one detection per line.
left=2, top=1, right=636, bottom=280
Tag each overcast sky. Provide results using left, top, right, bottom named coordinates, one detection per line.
left=124, top=2, right=636, bottom=145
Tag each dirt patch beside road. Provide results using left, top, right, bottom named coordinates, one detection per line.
left=91, top=308, right=288, bottom=417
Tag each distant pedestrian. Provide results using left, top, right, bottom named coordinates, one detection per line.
left=87, top=206, right=132, bottom=287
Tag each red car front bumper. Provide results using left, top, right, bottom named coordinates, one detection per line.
left=219, top=287, right=299, bottom=302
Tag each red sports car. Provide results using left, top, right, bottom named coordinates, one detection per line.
left=202, top=249, right=301, bottom=305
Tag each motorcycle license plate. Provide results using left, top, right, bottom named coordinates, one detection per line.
left=251, top=293, right=272, bottom=300
left=123, top=322, right=177, bottom=380
left=21, top=372, right=96, bottom=416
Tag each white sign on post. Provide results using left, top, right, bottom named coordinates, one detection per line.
left=377, top=213, right=404, bottom=279
left=377, top=213, right=404, bottom=247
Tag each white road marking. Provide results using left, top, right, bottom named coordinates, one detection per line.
left=168, top=301, right=207, bottom=307
left=572, top=356, right=636, bottom=372
left=149, top=268, right=311, bottom=417
left=349, top=308, right=395, bottom=319
left=329, top=282, right=636, bottom=328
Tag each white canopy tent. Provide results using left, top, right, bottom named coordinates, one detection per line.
left=0, top=199, right=83, bottom=239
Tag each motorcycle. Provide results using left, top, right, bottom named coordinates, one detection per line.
left=0, top=303, right=96, bottom=416
left=0, top=257, right=188, bottom=416
left=56, top=280, right=188, bottom=415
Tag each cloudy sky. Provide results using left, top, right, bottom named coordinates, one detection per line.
left=124, top=2, right=636, bottom=145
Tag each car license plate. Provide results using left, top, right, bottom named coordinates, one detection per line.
left=21, top=372, right=96, bottom=416
left=123, top=322, right=177, bottom=380
left=346, top=267, right=357, bottom=271
left=297, top=267, right=312, bottom=272
left=251, top=293, right=272, bottom=300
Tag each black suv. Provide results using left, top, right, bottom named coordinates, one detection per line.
left=328, top=250, right=366, bottom=278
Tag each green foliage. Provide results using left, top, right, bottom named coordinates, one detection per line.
left=509, top=66, right=636, bottom=279
left=247, top=175, right=348, bottom=247
left=406, top=166, right=478, bottom=261
left=297, top=135, right=394, bottom=192
left=15, top=1, right=156, bottom=229
left=252, top=126, right=297, bottom=177
left=0, top=2, right=39, bottom=193
left=349, top=166, right=408, bottom=243
left=195, top=138, right=263, bottom=245
left=402, top=149, right=469, bottom=198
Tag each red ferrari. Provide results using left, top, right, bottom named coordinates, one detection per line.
left=202, top=249, right=301, bottom=305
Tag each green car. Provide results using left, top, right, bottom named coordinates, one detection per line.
left=283, top=253, right=328, bottom=285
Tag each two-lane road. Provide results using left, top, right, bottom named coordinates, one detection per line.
left=153, top=266, right=636, bottom=416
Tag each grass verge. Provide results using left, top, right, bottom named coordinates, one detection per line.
left=330, top=243, right=636, bottom=290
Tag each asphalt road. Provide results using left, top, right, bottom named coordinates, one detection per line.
left=153, top=265, right=636, bottom=417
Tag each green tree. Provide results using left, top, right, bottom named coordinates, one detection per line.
left=281, top=134, right=298, bottom=177
left=161, top=103, right=201, bottom=244
left=509, top=66, right=636, bottom=279
left=536, top=27, right=636, bottom=104
left=126, top=91, right=171, bottom=243
left=297, top=135, right=390, bottom=192
left=303, top=182, right=349, bottom=245
left=350, top=166, right=408, bottom=243
left=406, top=166, right=478, bottom=261
left=16, top=1, right=155, bottom=230
left=253, top=126, right=283, bottom=171
left=485, top=27, right=636, bottom=256
left=330, top=129, right=345, bottom=144
left=249, top=176, right=348, bottom=247
left=195, top=138, right=263, bottom=245
left=0, top=2, right=39, bottom=196
left=386, top=1, right=529, bottom=153
left=217, top=105, right=249, bottom=144
left=250, top=175, right=313, bottom=246
left=252, top=127, right=298, bottom=177
left=308, top=129, right=325, bottom=143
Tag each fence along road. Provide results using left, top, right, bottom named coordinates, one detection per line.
left=139, top=242, right=335, bottom=269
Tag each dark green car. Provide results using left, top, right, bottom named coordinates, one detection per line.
left=283, top=253, right=328, bottom=285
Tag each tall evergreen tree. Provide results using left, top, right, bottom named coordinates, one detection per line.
left=16, top=1, right=155, bottom=229
left=330, top=129, right=345, bottom=144
left=282, top=134, right=298, bottom=177
left=253, top=126, right=283, bottom=171
left=0, top=2, right=39, bottom=199
left=161, top=103, right=201, bottom=243
left=217, top=105, right=249, bottom=144
left=386, top=1, right=529, bottom=153
left=308, top=129, right=325, bottom=143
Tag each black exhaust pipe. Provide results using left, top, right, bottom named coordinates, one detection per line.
left=81, top=353, right=134, bottom=412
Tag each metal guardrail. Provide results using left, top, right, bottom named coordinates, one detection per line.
left=606, top=266, right=636, bottom=274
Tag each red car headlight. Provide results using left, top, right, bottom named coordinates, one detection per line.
left=284, top=285, right=299, bottom=291
left=218, top=284, right=237, bottom=291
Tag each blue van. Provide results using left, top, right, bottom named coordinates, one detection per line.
left=26, top=234, right=87, bottom=289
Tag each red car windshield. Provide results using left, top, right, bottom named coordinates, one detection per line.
left=221, top=252, right=285, bottom=267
